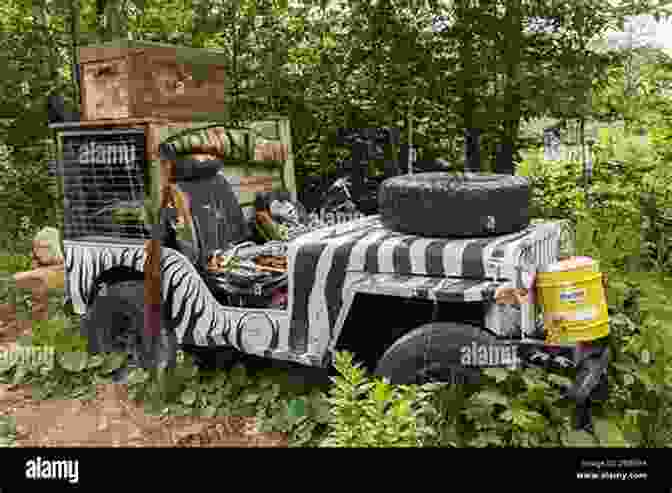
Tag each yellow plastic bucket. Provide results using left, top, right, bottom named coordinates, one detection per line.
left=535, top=257, right=609, bottom=344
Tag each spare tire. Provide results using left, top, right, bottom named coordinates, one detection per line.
left=379, top=172, right=531, bottom=238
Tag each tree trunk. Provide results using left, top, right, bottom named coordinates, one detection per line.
left=96, top=0, right=107, bottom=41
left=455, top=0, right=476, bottom=132
left=455, top=0, right=480, bottom=172
left=497, top=0, right=523, bottom=175
left=464, top=128, right=481, bottom=172
left=33, top=0, right=58, bottom=82
left=143, top=128, right=163, bottom=351
left=579, top=117, right=586, bottom=164
left=233, top=21, right=240, bottom=119
left=107, top=0, right=127, bottom=40
left=69, top=0, right=81, bottom=110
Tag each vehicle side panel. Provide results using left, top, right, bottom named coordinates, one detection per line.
left=64, top=240, right=323, bottom=366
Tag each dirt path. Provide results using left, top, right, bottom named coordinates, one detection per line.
left=0, top=383, right=288, bottom=447
left=0, top=303, right=288, bottom=448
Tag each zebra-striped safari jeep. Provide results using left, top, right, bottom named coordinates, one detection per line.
left=50, top=118, right=576, bottom=385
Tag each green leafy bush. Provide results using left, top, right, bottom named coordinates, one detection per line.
left=0, top=253, right=32, bottom=274
left=516, top=151, right=585, bottom=221
left=319, top=352, right=437, bottom=447
left=516, top=132, right=672, bottom=447
left=0, top=415, right=18, bottom=447
left=0, top=147, right=60, bottom=255
left=518, top=131, right=672, bottom=274
left=605, top=273, right=672, bottom=447
left=0, top=342, right=127, bottom=401
left=28, top=317, right=88, bottom=354
left=649, top=123, right=672, bottom=162
left=255, top=389, right=330, bottom=447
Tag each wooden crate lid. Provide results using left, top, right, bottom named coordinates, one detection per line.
left=79, top=39, right=230, bottom=67
left=48, top=118, right=169, bottom=130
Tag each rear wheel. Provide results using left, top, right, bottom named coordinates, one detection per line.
left=374, top=322, right=498, bottom=385
left=81, top=280, right=177, bottom=376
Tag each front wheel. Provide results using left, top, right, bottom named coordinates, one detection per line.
left=374, top=322, right=498, bottom=385
left=81, top=280, right=177, bottom=373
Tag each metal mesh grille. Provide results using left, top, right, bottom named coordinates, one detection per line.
left=60, top=129, right=150, bottom=241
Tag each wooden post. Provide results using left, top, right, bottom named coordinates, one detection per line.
left=144, top=122, right=162, bottom=342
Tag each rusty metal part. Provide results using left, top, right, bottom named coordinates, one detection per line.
left=254, top=255, right=287, bottom=272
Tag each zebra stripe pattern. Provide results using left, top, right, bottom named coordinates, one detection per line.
left=64, top=217, right=562, bottom=360
left=64, top=240, right=290, bottom=354
left=163, top=126, right=251, bottom=160
left=288, top=216, right=563, bottom=352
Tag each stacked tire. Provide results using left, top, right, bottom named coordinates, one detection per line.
left=378, top=172, right=531, bottom=238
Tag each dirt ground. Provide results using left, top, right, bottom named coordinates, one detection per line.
left=0, top=304, right=288, bottom=448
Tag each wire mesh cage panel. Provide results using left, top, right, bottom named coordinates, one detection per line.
left=60, top=128, right=150, bottom=241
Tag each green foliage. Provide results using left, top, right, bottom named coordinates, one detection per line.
left=319, top=351, right=437, bottom=447
left=517, top=152, right=585, bottom=221
left=1, top=275, right=670, bottom=448
left=0, top=0, right=656, bottom=245
left=255, top=389, right=330, bottom=447
left=517, top=132, right=672, bottom=449
left=29, top=317, right=88, bottom=354
left=0, top=339, right=123, bottom=402
left=488, top=137, right=672, bottom=448
left=459, top=368, right=572, bottom=447
left=0, top=253, right=33, bottom=274
left=605, top=272, right=672, bottom=447
left=649, top=125, right=672, bottom=162
left=519, top=130, right=672, bottom=274
left=0, top=146, right=61, bottom=254
left=593, top=48, right=672, bottom=135
left=0, top=414, right=18, bottom=447
left=121, top=353, right=331, bottom=445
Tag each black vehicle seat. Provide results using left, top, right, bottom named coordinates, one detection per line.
left=176, top=171, right=251, bottom=263
left=159, top=145, right=251, bottom=260
left=162, top=149, right=287, bottom=308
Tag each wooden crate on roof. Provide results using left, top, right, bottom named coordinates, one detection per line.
left=79, top=40, right=230, bottom=122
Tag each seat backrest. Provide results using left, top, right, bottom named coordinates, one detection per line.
left=177, top=171, right=250, bottom=259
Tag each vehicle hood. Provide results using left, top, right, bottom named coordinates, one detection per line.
left=285, top=215, right=541, bottom=346
left=288, top=214, right=535, bottom=279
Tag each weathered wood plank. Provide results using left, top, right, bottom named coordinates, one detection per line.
left=238, top=176, right=275, bottom=193
left=49, top=118, right=166, bottom=129
left=80, top=40, right=230, bottom=66
left=79, top=41, right=229, bottom=122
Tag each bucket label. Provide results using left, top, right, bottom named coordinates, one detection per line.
left=559, top=288, right=586, bottom=303
left=550, top=308, right=596, bottom=323
left=573, top=308, right=596, bottom=322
